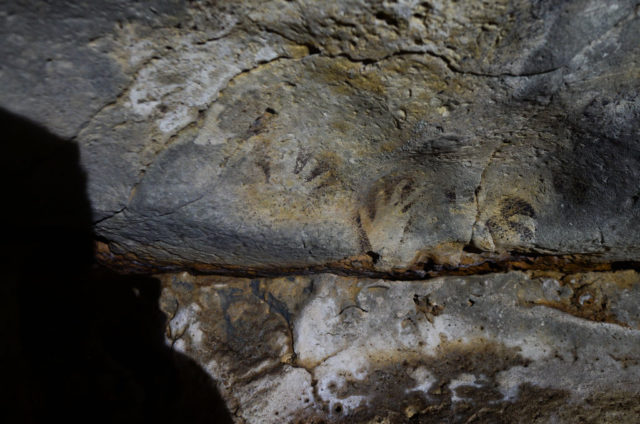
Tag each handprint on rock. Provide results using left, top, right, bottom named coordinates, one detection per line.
left=482, top=196, right=537, bottom=250
left=357, top=175, right=421, bottom=261
left=292, top=150, right=341, bottom=192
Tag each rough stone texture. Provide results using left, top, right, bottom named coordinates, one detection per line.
left=159, top=271, right=640, bottom=423
left=3, top=0, right=639, bottom=271
left=3, top=0, right=640, bottom=422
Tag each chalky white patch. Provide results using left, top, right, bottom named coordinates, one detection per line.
left=236, top=366, right=315, bottom=424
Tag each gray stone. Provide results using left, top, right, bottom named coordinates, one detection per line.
left=3, top=0, right=639, bottom=270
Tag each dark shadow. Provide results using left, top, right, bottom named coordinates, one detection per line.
left=0, top=108, right=232, bottom=423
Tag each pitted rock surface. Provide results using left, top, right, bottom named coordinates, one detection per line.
left=159, top=271, right=640, bottom=423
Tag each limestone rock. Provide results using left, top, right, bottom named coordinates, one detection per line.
left=159, top=270, right=640, bottom=423
left=3, top=1, right=640, bottom=422
left=3, top=0, right=640, bottom=271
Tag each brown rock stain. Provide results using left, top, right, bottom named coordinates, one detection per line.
left=313, top=57, right=387, bottom=97
left=523, top=270, right=640, bottom=328
left=314, top=338, right=568, bottom=424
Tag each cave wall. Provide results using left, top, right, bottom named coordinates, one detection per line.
left=2, top=0, right=640, bottom=422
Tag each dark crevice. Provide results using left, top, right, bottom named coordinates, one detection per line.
left=247, top=17, right=322, bottom=56
left=92, top=205, right=127, bottom=225
left=326, top=49, right=562, bottom=78
left=95, top=240, right=640, bottom=282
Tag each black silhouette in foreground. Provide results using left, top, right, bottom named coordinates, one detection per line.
left=0, top=108, right=233, bottom=423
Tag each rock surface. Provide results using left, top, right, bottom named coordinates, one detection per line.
left=3, top=0, right=640, bottom=271
left=159, top=270, right=640, bottom=423
left=3, top=0, right=640, bottom=422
